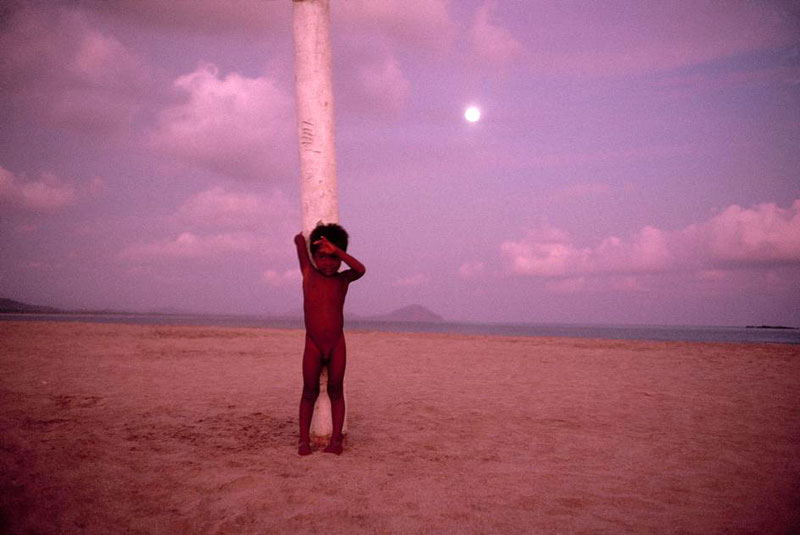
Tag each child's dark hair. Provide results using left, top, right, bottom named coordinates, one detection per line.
left=310, top=223, right=349, bottom=254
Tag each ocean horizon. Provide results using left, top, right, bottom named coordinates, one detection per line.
left=2, top=312, right=799, bottom=345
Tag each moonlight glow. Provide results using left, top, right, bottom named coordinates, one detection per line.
left=465, top=106, right=481, bottom=122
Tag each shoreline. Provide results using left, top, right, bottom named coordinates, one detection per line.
left=2, top=313, right=798, bottom=345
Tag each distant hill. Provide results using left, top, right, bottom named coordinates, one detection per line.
left=0, top=298, right=62, bottom=314
left=368, top=304, right=443, bottom=323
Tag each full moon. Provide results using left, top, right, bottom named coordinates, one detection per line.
left=465, top=106, right=481, bottom=122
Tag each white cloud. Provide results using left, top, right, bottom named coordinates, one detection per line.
left=393, top=273, right=429, bottom=287
left=335, top=0, right=454, bottom=53
left=177, top=186, right=295, bottom=231
left=502, top=198, right=800, bottom=281
left=0, top=166, right=77, bottom=211
left=356, top=56, right=411, bottom=112
left=458, top=261, right=485, bottom=279
left=515, top=2, right=799, bottom=77
left=262, top=268, right=301, bottom=287
left=119, top=231, right=270, bottom=261
left=149, top=63, right=294, bottom=181
left=592, top=226, right=671, bottom=273
left=470, top=1, right=522, bottom=66
left=686, top=200, right=800, bottom=265
left=119, top=184, right=298, bottom=264
left=550, top=182, right=613, bottom=201
left=544, top=277, right=587, bottom=294
left=0, top=4, right=149, bottom=135
left=331, top=0, right=455, bottom=117
left=501, top=222, right=588, bottom=277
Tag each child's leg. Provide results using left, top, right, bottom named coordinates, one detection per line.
left=323, top=336, right=346, bottom=454
left=299, top=336, right=322, bottom=455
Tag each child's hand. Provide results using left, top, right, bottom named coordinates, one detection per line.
left=313, top=236, right=339, bottom=255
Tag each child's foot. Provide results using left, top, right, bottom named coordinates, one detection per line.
left=298, top=441, right=312, bottom=456
left=323, top=437, right=343, bottom=455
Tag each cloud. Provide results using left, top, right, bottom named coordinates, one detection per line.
left=120, top=185, right=297, bottom=264
left=0, top=166, right=77, bottom=211
left=85, top=0, right=288, bottom=35
left=103, top=0, right=453, bottom=52
left=0, top=3, right=149, bottom=135
left=501, top=223, right=588, bottom=277
left=393, top=273, right=429, bottom=287
left=656, top=64, right=800, bottom=101
left=335, top=0, right=455, bottom=53
left=592, top=226, right=672, bottom=273
left=686, top=200, right=800, bottom=265
left=458, top=261, right=485, bottom=279
left=262, top=268, right=301, bottom=287
left=550, top=182, right=613, bottom=201
left=501, top=198, right=800, bottom=280
left=517, top=2, right=799, bottom=77
left=544, top=277, right=587, bottom=294
left=149, top=63, right=294, bottom=181
left=177, top=186, right=295, bottom=231
left=119, top=231, right=268, bottom=261
left=330, top=0, right=456, bottom=116
left=333, top=1, right=450, bottom=116
left=335, top=50, right=413, bottom=117
left=470, top=1, right=522, bottom=67
left=355, top=55, right=411, bottom=113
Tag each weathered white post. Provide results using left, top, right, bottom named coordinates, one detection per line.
left=292, top=0, right=343, bottom=444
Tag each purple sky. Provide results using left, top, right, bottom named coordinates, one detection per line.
left=1, top=1, right=799, bottom=326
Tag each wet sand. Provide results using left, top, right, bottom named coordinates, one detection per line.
left=1, top=320, right=798, bottom=534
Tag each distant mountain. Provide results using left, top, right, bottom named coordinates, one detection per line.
left=368, top=304, right=443, bottom=323
left=0, top=298, right=62, bottom=314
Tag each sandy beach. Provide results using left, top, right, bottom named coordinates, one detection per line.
left=1, top=320, right=798, bottom=534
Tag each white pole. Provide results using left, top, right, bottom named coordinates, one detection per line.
left=292, top=0, right=343, bottom=444
left=294, top=0, right=338, bottom=232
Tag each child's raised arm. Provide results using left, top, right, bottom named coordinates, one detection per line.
left=338, top=248, right=366, bottom=283
left=294, top=233, right=312, bottom=274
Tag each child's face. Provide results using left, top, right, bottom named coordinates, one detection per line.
left=313, top=251, right=341, bottom=276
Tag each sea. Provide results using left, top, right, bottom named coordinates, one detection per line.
left=2, top=313, right=799, bottom=345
